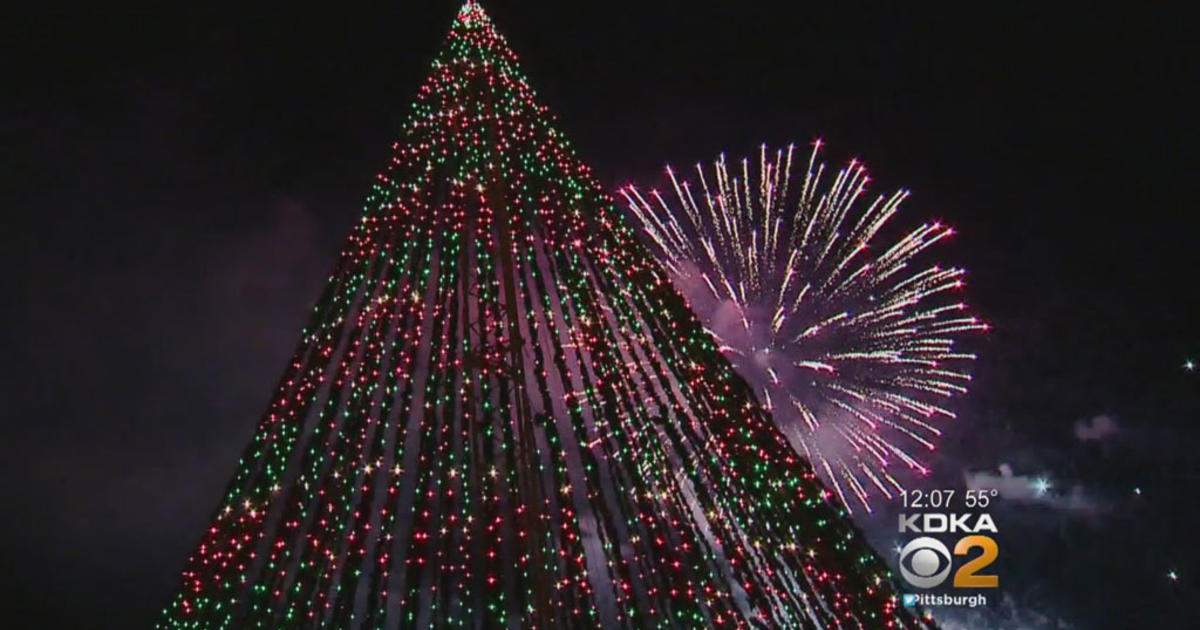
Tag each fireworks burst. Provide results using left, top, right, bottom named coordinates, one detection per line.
left=621, top=141, right=986, bottom=512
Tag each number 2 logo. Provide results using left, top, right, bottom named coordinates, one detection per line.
left=953, top=535, right=999, bottom=588
left=899, top=535, right=999, bottom=589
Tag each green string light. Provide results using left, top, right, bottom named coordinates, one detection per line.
left=156, top=3, right=926, bottom=628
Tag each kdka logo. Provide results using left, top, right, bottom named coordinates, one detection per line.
left=897, top=513, right=999, bottom=590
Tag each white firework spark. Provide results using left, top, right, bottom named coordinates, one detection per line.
left=621, top=141, right=987, bottom=512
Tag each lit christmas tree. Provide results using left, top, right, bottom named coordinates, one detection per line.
left=157, top=3, right=927, bottom=628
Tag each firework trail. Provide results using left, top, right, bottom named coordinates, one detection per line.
left=621, top=141, right=986, bottom=512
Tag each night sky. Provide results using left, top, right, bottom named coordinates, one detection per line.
left=3, top=2, right=1197, bottom=628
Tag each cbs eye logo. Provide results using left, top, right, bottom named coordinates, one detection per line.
left=898, top=536, right=999, bottom=589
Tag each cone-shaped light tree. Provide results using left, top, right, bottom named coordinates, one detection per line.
left=157, top=3, right=927, bottom=628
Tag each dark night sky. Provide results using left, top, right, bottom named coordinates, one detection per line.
left=2, top=2, right=1197, bottom=628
